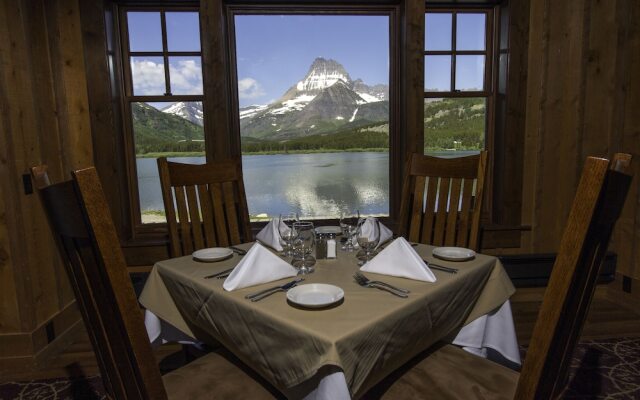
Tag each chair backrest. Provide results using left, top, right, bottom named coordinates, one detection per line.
left=157, top=157, right=252, bottom=257
left=398, top=151, right=488, bottom=251
left=32, top=166, right=167, bottom=400
left=515, top=153, right=633, bottom=400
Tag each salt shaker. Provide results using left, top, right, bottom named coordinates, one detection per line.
left=326, top=238, right=337, bottom=258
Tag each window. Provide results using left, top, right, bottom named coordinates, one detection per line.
left=119, top=8, right=204, bottom=224
left=424, top=10, right=493, bottom=156
left=231, top=13, right=392, bottom=221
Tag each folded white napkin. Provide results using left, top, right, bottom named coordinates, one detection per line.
left=256, top=218, right=289, bottom=251
left=223, top=243, right=298, bottom=291
left=358, top=217, right=394, bottom=249
left=360, top=237, right=436, bottom=282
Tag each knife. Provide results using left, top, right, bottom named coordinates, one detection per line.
left=423, top=260, right=458, bottom=274
left=203, top=267, right=234, bottom=279
left=245, top=278, right=304, bottom=302
left=228, top=246, right=247, bottom=255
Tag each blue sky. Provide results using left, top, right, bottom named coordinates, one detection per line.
left=127, top=12, right=486, bottom=108
left=234, top=15, right=389, bottom=107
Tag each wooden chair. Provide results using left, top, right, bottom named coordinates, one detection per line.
left=157, top=157, right=252, bottom=257
left=32, top=166, right=278, bottom=400
left=366, top=153, right=633, bottom=400
left=398, top=151, right=488, bottom=251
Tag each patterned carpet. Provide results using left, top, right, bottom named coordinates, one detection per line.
left=1, top=337, right=639, bottom=399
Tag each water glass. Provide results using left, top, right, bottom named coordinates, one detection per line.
left=292, top=221, right=316, bottom=274
left=339, top=210, right=359, bottom=252
left=356, top=218, right=380, bottom=264
left=277, top=212, right=299, bottom=257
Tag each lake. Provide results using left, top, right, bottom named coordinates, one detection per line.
left=136, top=150, right=477, bottom=222
left=137, top=152, right=389, bottom=221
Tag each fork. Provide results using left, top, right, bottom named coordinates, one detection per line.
left=353, top=274, right=408, bottom=298
left=354, top=272, right=410, bottom=294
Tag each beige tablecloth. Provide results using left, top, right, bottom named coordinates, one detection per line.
left=139, top=243, right=514, bottom=396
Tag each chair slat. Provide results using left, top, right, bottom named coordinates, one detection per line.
left=444, top=178, right=463, bottom=246
left=223, top=181, right=242, bottom=244
left=174, top=186, right=193, bottom=254
left=400, top=152, right=487, bottom=251
left=210, top=182, right=230, bottom=247
left=158, top=158, right=181, bottom=257
left=421, top=177, right=439, bottom=245
left=157, top=158, right=251, bottom=256
left=433, top=178, right=450, bottom=246
left=408, top=176, right=426, bottom=242
left=456, top=179, right=474, bottom=247
left=468, top=152, right=488, bottom=250
left=185, top=185, right=204, bottom=250
left=198, top=184, right=217, bottom=247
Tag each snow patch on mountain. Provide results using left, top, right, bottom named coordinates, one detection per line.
left=349, top=108, right=359, bottom=122
left=356, top=92, right=383, bottom=103
left=269, top=94, right=316, bottom=115
left=239, top=104, right=268, bottom=119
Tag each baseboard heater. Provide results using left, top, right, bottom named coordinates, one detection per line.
left=499, top=252, right=617, bottom=287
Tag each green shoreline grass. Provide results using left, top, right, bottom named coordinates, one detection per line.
left=136, top=147, right=480, bottom=158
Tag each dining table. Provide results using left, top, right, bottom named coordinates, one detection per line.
left=139, top=241, right=520, bottom=399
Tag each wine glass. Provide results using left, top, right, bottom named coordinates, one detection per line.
left=356, top=218, right=380, bottom=264
left=339, top=210, right=359, bottom=252
left=292, top=221, right=316, bottom=274
left=277, top=212, right=299, bottom=257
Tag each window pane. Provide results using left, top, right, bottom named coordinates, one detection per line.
left=424, top=98, right=485, bottom=155
left=425, top=55, right=451, bottom=91
left=132, top=102, right=205, bottom=223
left=425, top=13, right=452, bottom=51
left=166, top=12, right=201, bottom=52
left=456, top=13, right=486, bottom=50
left=234, top=15, right=390, bottom=220
left=455, top=55, right=484, bottom=91
left=131, top=57, right=166, bottom=95
left=169, top=57, right=203, bottom=95
left=127, top=12, right=162, bottom=52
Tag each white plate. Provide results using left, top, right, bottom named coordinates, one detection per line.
left=192, top=247, right=234, bottom=262
left=315, top=226, right=342, bottom=235
left=432, top=247, right=476, bottom=262
left=287, top=284, right=344, bottom=308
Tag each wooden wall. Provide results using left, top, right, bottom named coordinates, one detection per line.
left=0, top=0, right=93, bottom=371
left=521, top=0, right=640, bottom=286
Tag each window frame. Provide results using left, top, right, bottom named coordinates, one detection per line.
left=423, top=5, right=498, bottom=222
left=116, top=5, right=204, bottom=236
left=225, top=4, right=402, bottom=227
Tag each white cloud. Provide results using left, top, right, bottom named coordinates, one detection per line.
left=131, top=58, right=203, bottom=95
left=169, top=59, right=203, bottom=94
left=131, top=60, right=165, bottom=95
left=237, top=77, right=265, bottom=100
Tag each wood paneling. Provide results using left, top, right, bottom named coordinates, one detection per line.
left=0, top=0, right=92, bottom=363
left=520, top=0, right=640, bottom=286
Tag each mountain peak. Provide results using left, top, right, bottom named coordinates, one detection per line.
left=295, top=57, right=351, bottom=93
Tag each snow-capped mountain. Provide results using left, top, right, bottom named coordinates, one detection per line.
left=162, top=58, right=389, bottom=139
left=240, top=57, right=388, bottom=139
left=162, top=101, right=204, bottom=126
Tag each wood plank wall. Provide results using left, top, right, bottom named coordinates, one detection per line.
left=521, top=0, right=640, bottom=285
left=0, top=0, right=92, bottom=370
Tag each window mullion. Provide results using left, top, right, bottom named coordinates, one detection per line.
left=451, top=11, right=457, bottom=92
left=160, top=11, right=172, bottom=96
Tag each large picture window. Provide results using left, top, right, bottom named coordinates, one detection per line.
left=119, top=8, right=204, bottom=224
left=424, top=9, right=493, bottom=157
left=231, top=13, right=392, bottom=220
